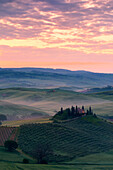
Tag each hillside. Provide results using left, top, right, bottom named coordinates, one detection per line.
left=0, top=100, right=48, bottom=120
left=0, top=146, right=34, bottom=164
left=18, top=116, right=113, bottom=163
left=1, top=116, right=113, bottom=169
left=1, top=68, right=113, bottom=90
left=0, top=88, right=111, bottom=120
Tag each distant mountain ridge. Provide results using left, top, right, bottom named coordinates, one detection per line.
left=0, top=68, right=113, bottom=90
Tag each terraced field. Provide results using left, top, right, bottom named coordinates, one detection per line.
left=18, top=116, right=113, bottom=162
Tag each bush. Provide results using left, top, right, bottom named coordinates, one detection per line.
left=23, top=158, right=29, bottom=164
left=4, top=140, right=18, bottom=152
left=93, top=113, right=97, bottom=118
left=40, top=159, right=48, bottom=164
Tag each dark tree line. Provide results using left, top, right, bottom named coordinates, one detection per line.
left=0, top=114, right=7, bottom=126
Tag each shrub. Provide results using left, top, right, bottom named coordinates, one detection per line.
left=40, top=159, right=48, bottom=164
left=23, top=158, right=29, bottom=164
left=4, top=140, right=18, bottom=152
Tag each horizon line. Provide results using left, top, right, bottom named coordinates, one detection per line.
left=1, top=67, right=113, bottom=74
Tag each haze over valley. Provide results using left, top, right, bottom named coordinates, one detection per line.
left=1, top=68, right=113, bottom=121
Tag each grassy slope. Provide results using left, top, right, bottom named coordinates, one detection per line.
left=70, top=149, right=113, bottom=164
left=0, top=100, right=48, bottom=118
left=87, top=90, right=113, bottom=116
left=2, top=117, right=52, bottom=127
left=0, top=88, right=52, bottom=118
left=0, top=146, right=35, bottom=164
left=2, top=162, right=113, bottom=170
left=18, top=116, right=113, bottom=163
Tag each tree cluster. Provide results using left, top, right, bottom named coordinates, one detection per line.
left=53, top=106, right=95, bottom=120
left=0, top=114, right=7, bottom=121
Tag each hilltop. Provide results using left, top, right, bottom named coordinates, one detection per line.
left=52, top=105, right=95, bottom=121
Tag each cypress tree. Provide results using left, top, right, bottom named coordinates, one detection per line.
left=71, top=106, right=75, bottom=117
left=60, top=107, right=63, bottom=114
left=75, top=105, right=79, bottom=117
left=86, top=110, right=89, bottom=115
left=67, top=108, right=71, bottom=117
left=82, top=106, right=84, bottom=111
left=89, top=106, right=93, bottom=115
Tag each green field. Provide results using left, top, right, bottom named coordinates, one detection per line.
left=1, top=162, right=113, bottom=170
left=1, top=146, right=113, bottom=170
left=2, top=117, right=52, bottom=127
left=0, top=146, right=34, bottom=163
left=70, top=149, right=113, bottom=164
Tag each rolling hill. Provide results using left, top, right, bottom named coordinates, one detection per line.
left=0, top=87, right=112, bottom=120
left=1, top=68, right=113, bottom=90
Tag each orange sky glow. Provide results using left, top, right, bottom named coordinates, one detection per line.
left=0, top=0, right=113, bottom=72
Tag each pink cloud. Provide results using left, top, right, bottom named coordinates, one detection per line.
left=0, top=0, right=113, bottom=72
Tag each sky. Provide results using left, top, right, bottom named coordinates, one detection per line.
left=0, top=0, right=113, bottom=73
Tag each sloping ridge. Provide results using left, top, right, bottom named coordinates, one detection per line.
left=18, top=116, right=113, bottom=162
